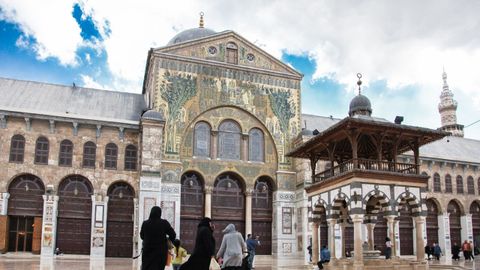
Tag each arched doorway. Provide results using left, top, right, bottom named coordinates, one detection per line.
left=252, top=176, right=273, bottom=255
left=212, top=173, right=245, bottom=251
left=426, top=199, right=439, bottom=246
left=7, top=174, right=45, bottom=253
left=398, top=202, right=414, bottom=255
left=180, top=172, right=205, bottom=253
left=56, top=175, right=93, bottom=254
left=470, top=201, right=480, bottom=245
left=448, top=200, right=462, bottom=248
left=365, top=195, right=388, bottom=255
left=374, top=211, right=388, bottom=255
left=106, top=182, right=134, bottom=257
left=335, top=199, right=353, bottom=257
left=318, top=205, right=328, bottom=250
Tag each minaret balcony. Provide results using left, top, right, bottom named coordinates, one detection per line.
left=313, top=158, right=420, bottom=183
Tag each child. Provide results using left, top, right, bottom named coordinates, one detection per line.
left=172, top=239, right=188, bottom=270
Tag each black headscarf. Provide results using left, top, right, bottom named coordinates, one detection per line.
left=198, top=217, right=211, bottom=228
left=149, top=206, right=162, bottom=220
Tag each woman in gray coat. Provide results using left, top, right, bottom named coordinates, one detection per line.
left=216, top=224, right=247, bottom=269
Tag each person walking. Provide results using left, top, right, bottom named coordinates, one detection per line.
left=180, top=217, right=216, bottom=270
left=462, top=240, right=471, bottom=261
left=172, top=239, right=188, bottom=270
left=452, top=242, right=460, bottom=261
left=385, top=237, right=392, bottom=259
left=140, top=206, right=176, bottom=270
left=217, top=224, right=247, bottom=270
left=469, top=241, right=475, bottom=260
left=246, top=234, right=260, bottom=269
left=433, top=243, right=442, bottom=260
left=425, top=244, right=432, bottom=260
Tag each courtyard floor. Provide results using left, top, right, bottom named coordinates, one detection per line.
left=0, top=254, right=478, bottom=269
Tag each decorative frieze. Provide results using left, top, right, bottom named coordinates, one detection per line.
left=49, top=120, right=55, bottom=133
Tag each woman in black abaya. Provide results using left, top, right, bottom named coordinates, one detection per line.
left=180, top=217, right=216, bottom=270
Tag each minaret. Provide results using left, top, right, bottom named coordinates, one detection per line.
left=438, top=69, right=464, bottom=137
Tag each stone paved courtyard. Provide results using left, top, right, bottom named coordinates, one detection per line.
left=0, top=254, right=478, bottom=269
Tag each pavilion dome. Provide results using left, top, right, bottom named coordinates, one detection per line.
left=300, top=128, right=314, bottom=136
left=349, top=94, right=372, bottom=117
left=141, top=109, right=164, bottom=121
left=167, top=27, right=216, bottom=45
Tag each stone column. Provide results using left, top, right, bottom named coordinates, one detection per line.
left=40, top=194, right=58, bottom=256
left=340, top=223, right=346, bottom=258
left=312, top=223, right=320, bottom=264
left=133, top=198, right=139, bottom=256
left=0, top=192, right=9, bottom=215
left=461, top=214, right=473, bottom=244
left=414, top=216, right=426, bottom=261
left=327, top=218, right=337, bottom=259
left=245, top=188, right=253, bottom=236
left=386, top=215, right=397, bottom=256
left=437, top=213, right=451, bottom=259
left=204, top=186, right=213, bottom=218
left=241, top=133, right=248, bottom=161
left=352, top=215, right=364, bottom=266
left=90, top=194, right=109, bottom=257
left=366, top=223, right=375, bottom=251
left=211, top=131, right=218, bottom=159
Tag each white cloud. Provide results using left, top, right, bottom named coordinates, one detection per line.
left=2, top=0, right=480, bottom=138
left=80, top=74, right=107, bottom=89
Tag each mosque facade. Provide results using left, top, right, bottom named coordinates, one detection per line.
left=0, top=17, right=478, bottom=261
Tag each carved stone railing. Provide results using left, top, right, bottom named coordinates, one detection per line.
left=314, top=158, right=419, bottom=183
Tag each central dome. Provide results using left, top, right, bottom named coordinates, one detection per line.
left=167, top=27, right=217, bottom=45
left=349, top=94, right=372, bottom=117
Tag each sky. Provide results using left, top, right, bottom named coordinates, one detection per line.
left=1, top=0, right=480, bottom=139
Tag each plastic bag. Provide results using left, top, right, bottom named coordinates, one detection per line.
left=209, top=257, right=221, bottom=270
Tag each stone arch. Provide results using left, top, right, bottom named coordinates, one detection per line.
left=447, top=198, right=465, bottom=216
left=251, top=174, right=277, bottom=191
left=448, top=200, right=463, bottom=247
left=330, top=192, right=351, bottom=219
left=363, top=189, right=391, bottom=213
left=426, top=198, right=440, bottom=245
left=395, top=191, right=421, bottom=215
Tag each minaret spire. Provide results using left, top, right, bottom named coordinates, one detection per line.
left=438, top=69, right=464, bottom=137
left=199, top=12, right=205, bottom=28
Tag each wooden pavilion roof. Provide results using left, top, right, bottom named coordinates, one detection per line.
left=287, top=116, right=449, bottom=160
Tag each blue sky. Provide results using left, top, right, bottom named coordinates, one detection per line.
left=1, top=1, right=480, bottom=139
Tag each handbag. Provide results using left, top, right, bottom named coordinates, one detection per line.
left=210, top=257, right=221, bottom=270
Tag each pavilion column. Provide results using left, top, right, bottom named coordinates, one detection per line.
left=352, top=214, right=364, bottom=266
left=366, top=223, right=375, bottom=251
left=340, top=223, right=346, bottom=258
left=245, top=188, right=253, bottom=236
left=414, top=216, right=426, bottom=261
left=327, top=218, right=337, bottom=259
left=312, top=223, right=320, bottom=264
left=211, top=131, right=218, bottom=159
left=204, top=186, right=213, bottom=218
left=386, top=215, right=398, bottom=256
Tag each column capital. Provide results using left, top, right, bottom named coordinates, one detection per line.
left=205, top=186, right=214, bottom=194
left=386, top=215, right=397, bottom=222
left=326, top=218, right=337, bottom=225
left=211, top=130, right=219, bottom=136
left=1, top=192, right=10, bottom=200
left=414, top=215, right=426, bottom=223
left=245, top=188, right=254, bottom=196
left=351, top=214, right=364, bottom=223
left=312, top=222, right=320, bottom=229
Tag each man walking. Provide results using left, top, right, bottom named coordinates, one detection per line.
left=246, top=234, right=260, bottom=269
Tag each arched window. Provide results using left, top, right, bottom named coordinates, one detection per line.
left=82, top=141, right=96, bottom=168
left=467, top=176, right=474, bottom=195
left=9, top=134, right=25, bottom=163
left=248, top=128, right=264, bottom=162
left=433, top=173, right=441, bottom=192
left=226, top=42, right=238, bottom=64
left=218, top=120, right=241, bottom=160
left=445, top=174, right=452, bottom=193
left=194, top=122, right=211, bottom=157
left=105, top=143, right=118, bottom=169
left=59, top=140, right=73, bottom=166
left=124, top=145, right=138, bottom=171
left=34, top=136, right=49, bottom=165
left=456, top=175, right=463, bottom=194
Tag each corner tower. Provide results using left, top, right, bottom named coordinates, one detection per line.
left=438, top=70, right=464, bottom=137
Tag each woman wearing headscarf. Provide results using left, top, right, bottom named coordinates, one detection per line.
left=216, top=224, right=247, bottom=270
left=140, top=206, right=176, bottom=270
left=180, top=217, right=216, bottom=270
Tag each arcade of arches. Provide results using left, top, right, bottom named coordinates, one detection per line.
left=180, top=171, right=273, bottom=255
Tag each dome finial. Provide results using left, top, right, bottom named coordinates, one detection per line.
left=356, top=73, right=362, bottom=95
left=199, top=12, right=205, bottom=28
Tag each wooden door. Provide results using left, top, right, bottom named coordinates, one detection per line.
left=344, top=225, right=354, bottom=256
left=471, top=202, right=480, bottom=246
left=0, top=215, right=7, bottom=253
left=32, top=217, right=42, bottom=254
left=252, top=178, right=272, bottom=255
left=374, top=213, right=388, bottom=255
left=399, top=213, right=414, bottom=255
left=8, top=216, right=34, bottom=252
left=106, top=182, right=134, bottom=257
left=56, top=175, right=93, bottom=255
left=426, top=200, right=439, bottom=245
left=180, top=172, right=204, bottom=253
left=448, top=201, right=462, bottom=247
left=212, top=173, right=245, bottom=252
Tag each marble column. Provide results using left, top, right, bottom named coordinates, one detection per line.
left=366, top=223, right=375, bottom=251
left=352, top=215, right=364, bottom=265
left=245, top=188, right=253, bottom=236
left=461, top=214, right=473, bottom=244
left=204, top=186, right=213, bottom=218
left=90, top=194, right=109, bottom=257
left=312, top=223, right=320, bottom=264
left=211, top=131, right=218, bottom=159
left=437, top=213, right=451, bottom=259
left=0, top=192, right=9, bottom=215
left=327, top=218, right=337, bottom=259
left=386, top=215, right=397, bottom=256
left=340, top=223, right=346, bottom=258
left=40, top=194, right=58, bottom=256
left=241, top=133, right=248, bottom=161
left=414, top=216, right=426, bottom=261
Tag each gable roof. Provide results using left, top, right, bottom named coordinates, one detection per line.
left=0, top=77, right=147, bottom=125
left=153, top=30, right=303, bottom=78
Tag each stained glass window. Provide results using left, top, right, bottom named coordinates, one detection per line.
left=194, top=122, right=211, bottom=157
left=218, top=120, right=241, bottom=160
left=248, top=128, right=264, bottom=162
